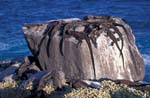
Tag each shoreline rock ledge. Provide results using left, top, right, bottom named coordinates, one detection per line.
left=22, top=15, right=144, bottom=82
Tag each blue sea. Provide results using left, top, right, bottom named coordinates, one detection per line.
left=0, top=0, right=150, bottom=82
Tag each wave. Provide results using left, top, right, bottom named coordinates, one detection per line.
left=0, top=42, right=9, bottom=51
left=142, top=54, right=150, bottom=66
left=0, top=40, right=27, bottom=51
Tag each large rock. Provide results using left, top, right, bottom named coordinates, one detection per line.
left=22, top=15, right=144, bottom=82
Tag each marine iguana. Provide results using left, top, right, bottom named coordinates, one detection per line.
left=47, top=21, right=62, bottom=57
left=59, top=22, right=97, bottom=79
left=59, top=18, right=126, bottom=77
left=42, top=16, right=127, bottom=77
left=87, top=16, right=126, bottom=68
left=102, top=24, right=125, bottom=68
left=108, top=24, right=124, bottom=51
left=60, top=23, right=74, bottom=56
left=36, top=21, right=57, bottom=58
left=68, top=30, right=96, bottom=79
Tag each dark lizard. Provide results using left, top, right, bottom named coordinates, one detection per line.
left=60, top=21, right=88, bottom=56
left=47, top=21, right=62, bottom=57
left=88, top=22, right=104, bottom=48
left=113, top=23, right=128, bottom=36
left=96, top=17, right=126, bottom=68
left=103, top=18, right=126, bottom=55
left=103, top=26, right=125, bottom=68
left=29, top=23, right=56, bottom=70
left=112, top=23, right=129, bottom=49
left=60, top=23, right=73, bottom=56
left=107, top=23, right=124, bottom=51
left=69, top=30, right=96, bottom=79
left=36, top=21, right=57, bottom=58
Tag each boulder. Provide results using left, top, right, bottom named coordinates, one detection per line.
left=22, top=15, right=144, bottom=82
left=0, top=63, right=21, bottom=81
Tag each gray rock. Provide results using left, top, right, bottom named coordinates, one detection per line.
left=73, top=80, right=102, bottom=89
left=22, top=15, right=144, bottom=82
left=0, top=63, right=21, bottom=81
left=37, top=70, right=66, bottom=90
left=14, top=56, right=42, bottom=79
left=2, top=74, right=17, bottom=81
left=82, top=80, right=102, bottom=89
left=18, top=70, right=48, bottom=90
left=0, top=56, right=33, bottom=69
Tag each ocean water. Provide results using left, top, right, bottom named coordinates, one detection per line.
left=0, top=0, right=150, bottom=81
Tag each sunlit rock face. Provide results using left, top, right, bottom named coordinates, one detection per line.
left=22, top=15, right=144, bottom=82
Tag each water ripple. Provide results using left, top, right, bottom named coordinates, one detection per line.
left=0, top=42, right=9, bottom=51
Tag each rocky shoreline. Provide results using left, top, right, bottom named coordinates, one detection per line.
left=0, top=57, right=150, bottom=98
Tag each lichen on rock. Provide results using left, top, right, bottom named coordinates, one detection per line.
left=65, top=80, right=150, bottom=98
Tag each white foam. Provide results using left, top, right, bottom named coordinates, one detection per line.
left=142, top=54, right=150, bottom=66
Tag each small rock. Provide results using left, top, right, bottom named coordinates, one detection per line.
left=72, top=80, right=89, bottom=88
left=73, top=80, right=102, bottom=89
left=67, top=96, right=76, bottom=98
left=0, top=63, right=21, bottom=81
left=82, top=80, right=102, bottom=89
left=18, top=70, right=48, bottom=90
left=38, top=70, right=66, bottom=91
left=2, top=74, right=17, bottom=81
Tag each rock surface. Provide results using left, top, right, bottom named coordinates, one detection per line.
left=22, top=15, right=144, bottom=82
left=0, top=63, right=21, bottom=81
